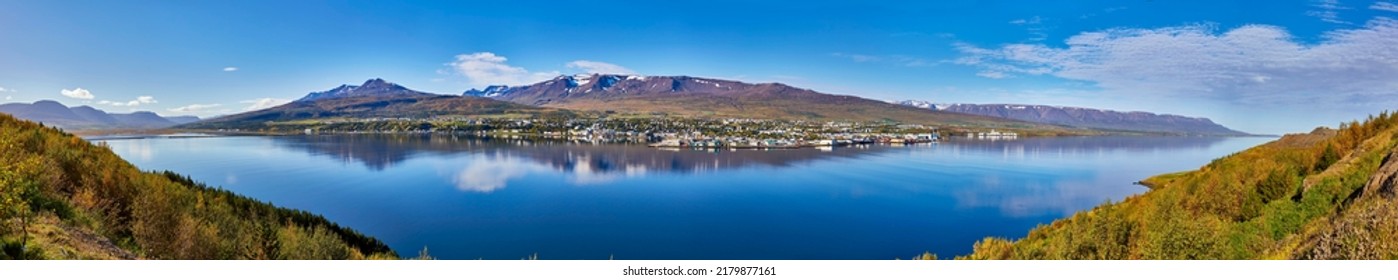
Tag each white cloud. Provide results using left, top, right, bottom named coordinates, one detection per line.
left=1374, top=2, right=1398, bottom=12
left=100, top=100, right=139, bottom=106
left=223, top=67, right=239, bottom=72
left=0, top=86, right=10, bottom=92
left=169, top=103, right=222, bottom=113
left=832, top=52, right=881, bottom=62
left=98, top=96, right=158, bottom=107
left=1308, top=0, right=1351, bottom=24
left=831, top=53, right=934, bottom=67
left=976, top=71, right=1010, bottom=79
left=566, top=60, right=637, bottom=75
left=446, top=52, right=560, bottom=87
left=1009, top=16, right=1042, bottom=25
left=103, top=100, right=139, bottom=106
left=60, top=88, right=94, bottom=100
left=954, top=17, right=1398, bottom=107
left=239, top=98, right=290, bottom=111
left=4, top=96, right=10, bottom=101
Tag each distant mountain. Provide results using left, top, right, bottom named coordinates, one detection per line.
left=462, top=85, right=512, bottom=98
left=0, top=100, right=88, bottom=125
left=896, top=100, right=936, bottom=110
left=463, top=74, right=1070, bottom=131
left=894, top=101, right=1248, bottom=136
left=164, top=116, right=201, bottom=124
left=110, top=111, right=177, bottom=128
left=71, top=105, right=122, bottom=125
left=298, top=78, right=435, bottom=102
left=0, top=100, right=199, bottom=129
left=184, top=78, right=566, bottom=129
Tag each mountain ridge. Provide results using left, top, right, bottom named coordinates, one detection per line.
left=298, top=78, right=434, bottom=102
left=463, top=74, right=1078, bottom=132
left=895, top=100, right=1249, bottom=136
left=0, top=100, right=199, bottom=130
left=182, top=78, right=567, bottom=129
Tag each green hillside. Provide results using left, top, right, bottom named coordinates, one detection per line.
left=0, top=113, right=396, bottom=259
left=959, top=112, right=1398, bottom=259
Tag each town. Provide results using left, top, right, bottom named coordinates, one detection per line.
left=215, top=116, right=1022, bottom=149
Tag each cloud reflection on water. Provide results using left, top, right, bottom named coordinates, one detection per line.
left=451, top=152, right=659, bottom=192
left=453, top=154, right=550, bottom=193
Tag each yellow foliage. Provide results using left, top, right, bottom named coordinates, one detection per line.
left=960, top=111, right=1398, bottom=259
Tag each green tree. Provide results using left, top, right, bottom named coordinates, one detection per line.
left=1315, top=143, right=1340, bottom=173
left=0, top=169, right=39, bottom=259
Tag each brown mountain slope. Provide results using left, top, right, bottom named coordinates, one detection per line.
left=183, top=79, right=571, bottom=130
left=896, top=101, right=1249, bottom=136
left=469, top=74, right=1087, bottom=134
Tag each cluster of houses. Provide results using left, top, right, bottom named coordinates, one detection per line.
left=646, top=132, right=941, bottom=149
left=970, top=129, right=1019, bottom=139
left=275, top=116, right=1025, bottom=149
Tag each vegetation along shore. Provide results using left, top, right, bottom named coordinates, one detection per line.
left=0, top=114, right=395, bottom=259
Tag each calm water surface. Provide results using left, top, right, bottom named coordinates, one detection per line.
left=101, top=134, right=1272, bottom=259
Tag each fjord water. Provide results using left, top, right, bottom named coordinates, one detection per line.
left=101, top=134, right=1271, bottom=259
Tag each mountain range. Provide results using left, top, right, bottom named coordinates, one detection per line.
left=0, top=100, right=199, bottom=129
left=894, top=101, right=1249, bottom=136
left=462, top=74, right=1064, bottom=131
left=182, top=78, right=567, bottom=129
left=298, top=78, right=437, bottom=101
left=186, top=76, right=1073, bottom=133
left=161, top=75, right=1241, bottom=136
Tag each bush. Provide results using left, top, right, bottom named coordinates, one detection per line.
left=0, top=113, right=396, bottom=259
left=1315, top=144, right=1340, bottom=173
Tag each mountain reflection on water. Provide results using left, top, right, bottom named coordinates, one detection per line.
left=273, top=134, right=1229, bottom=189
left=276, top=134, right=893, bottom=170
left=274, top=134, right=903, bottom=191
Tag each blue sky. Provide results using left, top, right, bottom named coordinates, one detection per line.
left=2, top=0, right=1397, bottom=134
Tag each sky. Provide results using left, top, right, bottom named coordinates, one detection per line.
left=2, top=0, right=1397, bottom=134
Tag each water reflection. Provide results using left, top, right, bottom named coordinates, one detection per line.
left=269, top=134, right=1240, bottom=198
left=102, top=134, right=1272, bottom=259
left=275, top=135, right=1229, bottom=170
left=452, top=154, right=550, bottom=193
left=273, top=133, right=895, bottom=171
left=941, top=136, right=1227, bottom=158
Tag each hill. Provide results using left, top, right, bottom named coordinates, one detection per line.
left=0, top=100, right=198, bottom=130
left=182, top=78, right=571, bottom=130
left=466, top=74, right=1086, bottom=134
left=896, top=101, right=1248, bottom=136
left=956, top=112, right=1398, bottom=259
left=0, top=114, right=395, bottom=259
left=298, top=78, right=436, bottom=102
